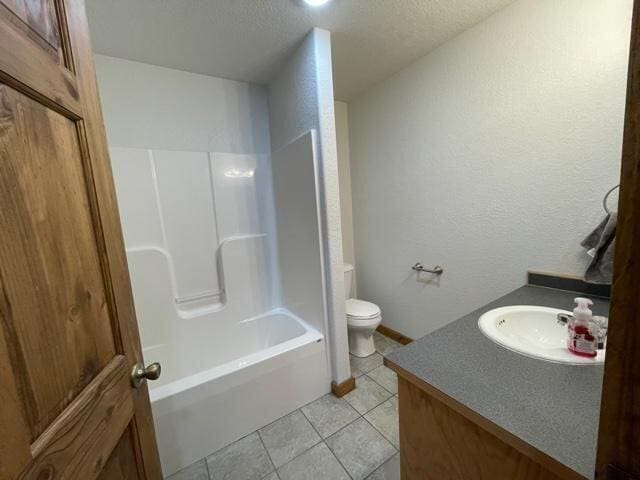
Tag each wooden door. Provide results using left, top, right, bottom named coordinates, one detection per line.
left=0, top=1, right=162, bottom=479
left=596, top=0, right=640, bottom=479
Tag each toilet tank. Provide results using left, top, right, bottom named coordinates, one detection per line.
left=344, top=263, right=354, bottom=299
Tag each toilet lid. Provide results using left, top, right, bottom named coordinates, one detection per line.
left=346, top=298, right=381, bottom=319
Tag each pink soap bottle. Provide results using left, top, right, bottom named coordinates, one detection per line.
left=568, top=297, right=597, bottom=358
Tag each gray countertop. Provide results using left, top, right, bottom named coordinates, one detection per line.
left=385, top=285, right=609, bottom=480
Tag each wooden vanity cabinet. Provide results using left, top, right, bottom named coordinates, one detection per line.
left=387, top=361, right=587, bottom=480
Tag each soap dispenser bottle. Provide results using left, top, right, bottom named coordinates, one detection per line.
left=568, top=297, right=597, bottom=358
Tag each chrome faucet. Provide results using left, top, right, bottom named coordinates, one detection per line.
left=556, top=313, right=608, bottom=350
left=592, top=316, right=609, bottom=350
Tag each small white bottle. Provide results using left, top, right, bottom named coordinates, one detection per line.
left=568, top=297, right=597, bottom=358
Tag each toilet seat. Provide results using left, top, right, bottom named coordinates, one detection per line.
left=346, top=298, right=381, bottom=320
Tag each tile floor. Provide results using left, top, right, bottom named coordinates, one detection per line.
left=167, top=332, right=402, bottom=480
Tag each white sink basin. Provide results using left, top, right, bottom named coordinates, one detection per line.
left=478, top=306, right=605, bottom=365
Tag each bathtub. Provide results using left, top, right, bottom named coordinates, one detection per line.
left=149, top=308, right=330, bottom=477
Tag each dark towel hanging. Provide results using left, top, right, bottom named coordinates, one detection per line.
left=581, top=212, right=616, bottom=285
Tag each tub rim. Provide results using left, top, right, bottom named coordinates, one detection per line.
left=149, top=307, right=323, bottom=402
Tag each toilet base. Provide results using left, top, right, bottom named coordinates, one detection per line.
left=348, top=330, right=376, bottom=358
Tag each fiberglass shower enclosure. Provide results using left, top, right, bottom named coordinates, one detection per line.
left=111, top=134, right=330, bottom=476
left=104, top=29, right=344, bottom=477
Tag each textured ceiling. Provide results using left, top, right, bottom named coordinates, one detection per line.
left=85, top=0, right=515, bottom=101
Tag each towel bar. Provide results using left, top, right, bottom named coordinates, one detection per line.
left=412, top=263, right=444, bottom=275
left=602, top=184, right=619, bottom=214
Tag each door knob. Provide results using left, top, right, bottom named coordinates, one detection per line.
left=131, top=362, right=161, bottom=388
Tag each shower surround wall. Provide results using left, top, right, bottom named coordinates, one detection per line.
left=95, top=55, right=331, bottom=475
left=109, top=147, right=277, bottom=378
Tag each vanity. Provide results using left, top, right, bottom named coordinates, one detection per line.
left=385, top=283, right=610, bottom=480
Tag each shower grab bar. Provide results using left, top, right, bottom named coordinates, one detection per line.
left=412, top=262, right=444, bottom=275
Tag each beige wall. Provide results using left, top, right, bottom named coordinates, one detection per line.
left=335, top=101, right=355, bottom=272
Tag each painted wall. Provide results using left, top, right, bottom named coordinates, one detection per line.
left=94, top=54, right=270, bottom=153
left=349, top=0, right=633, bottom=339
left=335, top=101, right=356, bottom=271
left=269, top=28, right=351, bottom=384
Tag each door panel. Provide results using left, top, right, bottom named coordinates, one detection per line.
left=19, top=356, right=132, bottom=478
left=0, top=1, right=80, bottom=116
left=98, top=428, right=143, bottom=480
left=0, top=84, right=116, bottom=440
left=2, top=0, right=61, bottom=50
left=0, top=0, right=162, bottom=478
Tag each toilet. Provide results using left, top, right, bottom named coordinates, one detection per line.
left=344, top=263, right=382, bottom=357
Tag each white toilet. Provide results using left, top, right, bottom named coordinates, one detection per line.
left=344, top=263, right=382, bottom=357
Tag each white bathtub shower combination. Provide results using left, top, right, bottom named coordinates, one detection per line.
left=110, top=134, right=331, bottom=476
